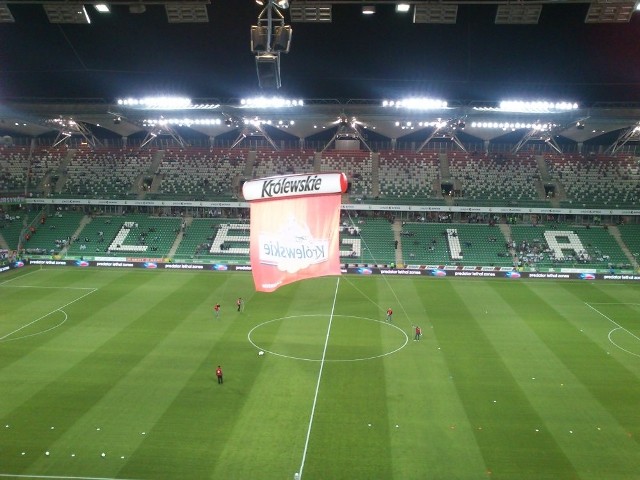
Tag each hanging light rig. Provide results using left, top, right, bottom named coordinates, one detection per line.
left=251, top=0, right=292, bottom=90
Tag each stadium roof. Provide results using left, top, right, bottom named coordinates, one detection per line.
left=0, top=1, right=639, bottom=145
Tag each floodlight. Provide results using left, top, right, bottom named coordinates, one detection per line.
left=273, top=25, right=292, bottom=52
left=117, top=96, right=192, bottom=109
left=290, top=3, right=331, bottom=22
left=499, top=100, right=578, bottom=113
left=165, top=3, right=209, bottom=23
left=251, top=25, right=269, bottom=52
left=413, top=4, right=458, bottom=23
left=396, top=3, right=411, bottom=13
left=383, top=98, right=448, bottom=110
left=94, top=4, right=110, bottom=13
left=241, top=97, right=303, bottom=108
left=256, top=54, right=282, bottom=89
left=275, top=0, right=289, bottom=8
left=585, top=1, right=636, bottom=22
left=362, top=5, right=375, bottom=14
left=255, top=0, right=265, bottom=5
left=495, top=4, right=542, bottom=24
left=0, top=3, right=15, bottom=22
left=43, top=3, right=90, bottom=24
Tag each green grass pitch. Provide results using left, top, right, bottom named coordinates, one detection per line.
left=1, top=267, right=640, bottom=479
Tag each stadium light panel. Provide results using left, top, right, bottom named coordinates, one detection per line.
left=143, top=117, right=222, bottom=127
left=0, top=3, right=15, bottom=22
left=118, top=96, right=192, bottom=109
left=396, top=3, right=410, bottom=13
left=94, top=4, right=110, bottom=13
left=255, top=54, right=282, bottom=89
left=585, top=1, right=636, bottom=22
left=413, top=4, right=458, bottom=24
left=498, top=100, right=578, bottom=113
left=165, top=3, right=209, bottom=23
left=43, top=3, right=90, bottom=24
left=240, top=97, right=304, bottom=108
left=362, top=5, right=375, bottom=14
left=290, top=2, right=331, bottom=22
left=383, top=98, right=448, bottom=110
left=495, top=4, right=542, bottom=24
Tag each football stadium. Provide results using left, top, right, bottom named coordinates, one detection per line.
left=1, top=1, right=640, bottom=479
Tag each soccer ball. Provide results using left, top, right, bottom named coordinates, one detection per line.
left=258, top=351, right=264, bottom=356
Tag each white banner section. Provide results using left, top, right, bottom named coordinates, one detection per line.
left=242, top=172, right=348, bottom=201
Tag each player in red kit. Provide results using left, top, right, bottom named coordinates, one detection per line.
left=386, top=307, right=393, bottom=322
left=214, top=304, right=220, bottom=319
left=216, top=365, right=223, bottom=384
left=414, top=325, right=422, bottom=341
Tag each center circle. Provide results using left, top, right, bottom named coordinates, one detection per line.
left=247, top=314, right=409, bottom=362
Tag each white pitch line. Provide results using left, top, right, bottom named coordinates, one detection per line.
left=297, top=276, right=340, bottom=480
left=0, top=288, right=97, bottom=341
left=0, top=268, right=41, bottom=286
left=0, top=475, right=140, bottom=480
left=587, top=303, right=640, bottom=306
left=1, top=285, right=96, bottom=291
left=585, top=302, right=640, bottom=344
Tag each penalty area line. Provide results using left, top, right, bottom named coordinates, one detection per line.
left=0, top=268, right=42, bottom=286
left=585, top=302, right=640, bottom=344
left=297, top=276, right=340, bottom=480
left=0, top=288, right=97, bottom=342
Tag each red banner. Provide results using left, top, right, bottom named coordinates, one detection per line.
left=246, top=174, right=346, bottom=292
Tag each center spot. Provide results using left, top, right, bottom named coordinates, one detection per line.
left=248, top=314, right=408, bottom=362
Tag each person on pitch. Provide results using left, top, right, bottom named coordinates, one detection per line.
left=386, top=307, right=393, bottom=322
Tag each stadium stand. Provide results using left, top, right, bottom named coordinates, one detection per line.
left=508, top=224, right=630, bottom=270
left=449, top=152, right=546, bottom=207
left=321, top=151, right=372, bottom=200
left=174, top=218, right=250, bottom=263
left=0, top=146, right=30, bottom=194
left=1, top=145, right=639, bottom=273
left=401, top=222, right=511, bottom=266
left=618, top=224, right=640, bottom=261
left=252, top=149, right=315, bottom=178
left=546, top=154, right=640, bottom=208
left=349, top=217, right=396, bottom=265
left=20, top=211, right=84, bottom=255
left=0, top=211, right=34, bottom=250
left=155, top=148, right=246, bottom=200
left=377, top=150, right=443, bottom=204
left=65, top=214, right=181, bottom=258
left=59, top=148, right=148, bottom=198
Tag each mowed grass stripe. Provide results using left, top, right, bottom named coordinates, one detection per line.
left=0, top=270, right=162, bottom=411
left=0, top=273, right=210, bottom=476
left=428, top=280, right=578, bottom=479
left=213, top=279, right=341, bottom=479
left=299, top=277, right=393, bottom=479
left=385, top=278, right=488, bottom=480
left=25, top=273, right=237, bottom=478
left=492, top=281, right=640, bottom=477
left=0, top=286, right=90, bottom=343
left=119, top=277, right=315, bottom=478
left=464, top=281, right=635, bottom=478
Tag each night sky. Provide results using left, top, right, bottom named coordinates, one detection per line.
left=0, top=1, right=639, bottom=102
